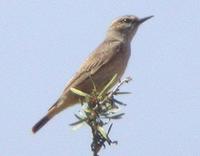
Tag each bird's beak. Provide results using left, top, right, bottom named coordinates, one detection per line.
left=138, top=15, right=154, bottom=24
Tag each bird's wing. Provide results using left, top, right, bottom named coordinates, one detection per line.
left=63, top=40, right=122, bottom=93
left=48, top=40, right=122, bottom=111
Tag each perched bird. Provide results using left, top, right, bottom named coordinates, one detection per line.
left=32, top=15, right=153, bottom=133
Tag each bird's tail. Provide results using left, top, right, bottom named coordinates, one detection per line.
left=32, top=97, right=73, bottom=133
left=32, top=100, right=60, bottom=133
left=32, top=115, right=51, bottom=133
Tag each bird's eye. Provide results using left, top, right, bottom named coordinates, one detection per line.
left=121, top=18, right=132, bottom=23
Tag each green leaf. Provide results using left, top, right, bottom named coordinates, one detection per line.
left=113, top=98, right=127, bottom=106
left=98, top=74, right=118, bottom=98
left=97, top=126, right=108, bottom=140
left=115, top=91, right=132, bottom=95
left=107, top=123, right=113, bottom=135
left=69, top=118, right=86, bottom=126
left=88, top=74, right=97, bottom=92
left=84, top=108, right=92, bottom=113
left=107, top=107, right=121, bottom=114
left=106, top=113, right=125, bottom=119
left=74, top=114, right=84, bottom=120
left=70, top=87, right=91, bottom=97
left=71, top=121, right=85, bottom=131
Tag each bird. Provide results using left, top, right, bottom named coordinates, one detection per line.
left=32, top=15, right=153, bottom=133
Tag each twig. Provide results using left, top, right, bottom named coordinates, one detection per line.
left=109, top=77, right=132, bottom=97
left=70, top=76, right=132, bottom=156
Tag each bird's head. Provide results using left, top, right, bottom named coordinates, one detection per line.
left=106, top=15, right=153, bottom=42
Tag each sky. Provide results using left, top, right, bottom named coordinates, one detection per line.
left=0, top=0, right=200, bottom=156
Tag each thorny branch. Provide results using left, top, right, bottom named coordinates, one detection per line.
left=70, top=75, right=132, bottom=156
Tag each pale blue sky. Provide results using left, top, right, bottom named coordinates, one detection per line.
left=0, top=0, right=200, bottom=156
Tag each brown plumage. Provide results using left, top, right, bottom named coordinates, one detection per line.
left=32, top=15, right=153, bottom=133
